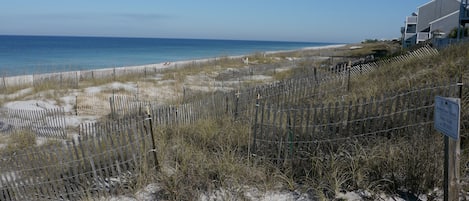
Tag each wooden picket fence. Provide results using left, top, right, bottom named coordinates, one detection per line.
left=32, top=71, right=80, bottom=89
left=76, top=93, right=111, bottom=116
left=0, top=116, right=157, bottom=201
left=330, top=45, right=438, bottom=76
left=1, top=44, right=463, bottom=200
left=0, top=64, right=168, bottom=91
left=108, top=95, right=161, bottom=119
left=27, top=45, right=438, bottom=123
left=0, top=81, right=462, bottom=200
left=109, top=68, right=345, bottom=125
left=251, top=82, right=461, bottom=165
left=1, top=108, right=66, bottom=138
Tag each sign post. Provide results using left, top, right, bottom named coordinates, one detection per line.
left=434, top=96, right=461, bottom=201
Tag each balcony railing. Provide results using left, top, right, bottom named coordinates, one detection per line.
left=417, top=32, right=430, bottom=42
left=406, top=16, right=418, bottom=24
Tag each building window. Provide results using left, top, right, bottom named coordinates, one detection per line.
left=406, top=24, right=417, bottom=33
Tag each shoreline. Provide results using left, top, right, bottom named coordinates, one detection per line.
left=264, top=44, right=347, bottom=54
left=0, top=44, right=347, bottom=88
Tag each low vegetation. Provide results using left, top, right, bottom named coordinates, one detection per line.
left=139, top=41, right=467, bottom=199
left=154, top=119, right=273, bottom=200
left=0, top=41, right=468, bottom=200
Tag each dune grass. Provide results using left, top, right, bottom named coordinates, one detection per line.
left=1, top=41, right=468, bottom=200
left=139, top=41, right=469, bottom=199
left=153, top=118, right=279, bottom=200
left=49, top=40, right=469, bottom=200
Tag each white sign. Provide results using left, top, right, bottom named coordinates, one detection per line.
left=434, top=96, right=460, bottom=140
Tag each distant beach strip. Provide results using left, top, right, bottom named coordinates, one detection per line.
left=0, top=43, right=345, bottom=89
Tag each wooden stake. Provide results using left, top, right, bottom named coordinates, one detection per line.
left=444, top=136, right=460, bottom=201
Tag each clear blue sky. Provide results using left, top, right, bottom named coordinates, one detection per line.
left=0, top=0, right=429, bottom=43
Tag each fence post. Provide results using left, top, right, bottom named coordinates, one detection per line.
left=2, top=74, right=6, bottom=92
left=182, top=86, right=186, bottom=103
left=313, top=67, right=318, bottom=85
left=287, top=112, right=293, bottom=163
left=225, top=95, right=229, bottom=115
left=252, top=94, right=260, bottom=156
left=444, top=80, right=463, bottom=201
left=145, top=105, right=160, bottom=171
left=347, top=61, right=351, bottom=92
left=60, top=72, right=63, bottom=87
left=234, top=90, right=240, bottom=120
left=444, top=137, right=460, bottom=201
left=32, top=73, right=36, bottom=88
left=76, top=71, right=79, bottom=88
left=75, top=96, right=78, bottom=116
left=109, top=96, right=115, bottom=120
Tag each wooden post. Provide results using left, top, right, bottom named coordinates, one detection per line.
left=347, top=61, right=351, bottom=92
left=2, top=74, right=6, bottom=92
left=252, top=94, right=260, bottom=155
left=32, top=73, right=36, bottom=88
left=146, top=105, right=160, bottom=171
left=314, top=67, right=318, bottom=85
left=444, top=136, right=459, bottom=201
left=225, top=95, right=229, bottom=115
left=60, top=72, right=63, bottom=87
left=234, top=90, right=240, bottom=120
left=442, top=81, right=463, bottom=201
left=287, top=112, right=294, bottom=161
left=109, top=96, right=115, bottom=119
left=75, top=96, right=78, bottom=116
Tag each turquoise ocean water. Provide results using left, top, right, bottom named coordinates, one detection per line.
left=0, top=35, right=337, bottom=76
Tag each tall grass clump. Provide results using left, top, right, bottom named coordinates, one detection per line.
left=300, top=128, right=444, bottom=199
left=350, top=42, right=468, bottom=98
left=0, top=130, right=37, bottom=173
left=5, top=130, right=37, bottom=151
left=154, top=117, right=274, bottom=200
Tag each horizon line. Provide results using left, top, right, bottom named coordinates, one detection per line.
left=0, top=33, right=339, bottom=44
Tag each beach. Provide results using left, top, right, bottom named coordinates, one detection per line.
left=0, top=44, right=346, bottom=89
left=0, top=44, right=347, bottom=133
left=0, top=43, right=351, bottom=200
left=0, top=40, right=454, bottom=201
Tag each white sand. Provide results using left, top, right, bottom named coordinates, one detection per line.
left=4, top=100, right=57, bottom=110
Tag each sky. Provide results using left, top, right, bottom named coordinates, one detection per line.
left=0, top=0, right=430, bottom=43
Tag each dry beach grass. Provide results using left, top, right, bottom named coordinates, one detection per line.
left=0, top=41, right=468, bottom=200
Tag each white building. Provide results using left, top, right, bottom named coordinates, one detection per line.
left=402, top=0, right=469, bottom=48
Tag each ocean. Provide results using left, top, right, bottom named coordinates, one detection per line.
left=0, top=35, right=336, bottom=76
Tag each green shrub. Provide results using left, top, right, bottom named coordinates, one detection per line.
left=448, top=27, right=469, bottom=38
